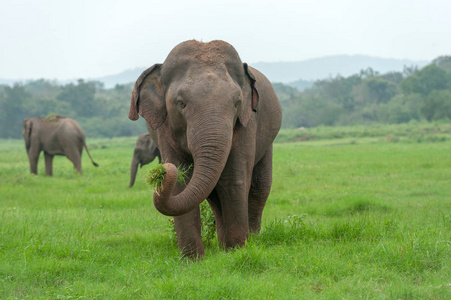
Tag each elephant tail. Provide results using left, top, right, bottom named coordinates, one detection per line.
left=83, top=142, right=99, bottom=167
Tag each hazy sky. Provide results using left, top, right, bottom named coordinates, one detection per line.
left=1, top=0, right=450, bottom=80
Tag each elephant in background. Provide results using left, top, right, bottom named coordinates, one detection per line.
left=129, top=40, right=282, bottom=258
left=23, top=115, right=98, bottom=175
left=129, top=133, right=161, bottom=187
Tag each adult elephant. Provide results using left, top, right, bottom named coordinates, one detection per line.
left=129, top=133, right=161, bottom=188
left=129, top=40, right=282, bottom=258
left=23, top=115, right=98, bottom=175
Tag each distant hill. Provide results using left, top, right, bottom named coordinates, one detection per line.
left=96, top=68, right=145, bottom=88
left=0, top=79, right=16, bottom=86
left=97, top=55, right=428, bottom=88
left=251, top=55, right=429, bottom=83
left=1, top=55, right=429, bottom=88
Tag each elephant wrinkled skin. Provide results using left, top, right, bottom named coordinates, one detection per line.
left=129, top=133, right=161, bottom=187
left=129, top=40, right=282, bottom=258
left=23, top=115, right=98, bottom=175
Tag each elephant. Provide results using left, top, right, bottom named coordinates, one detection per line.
left=129, top=133, right=162, bottom=188
left=129, top=40, right=282, bottom=258
left=22, top=115, right=98, bottom=175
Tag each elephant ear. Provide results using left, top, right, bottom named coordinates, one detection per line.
left=129, top=64, right=167, bottom=130
left=239, top=63, right=259, bottom=127
left=23, top=118, right=33, bottom=137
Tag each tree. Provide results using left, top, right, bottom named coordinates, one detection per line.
left=381, top=71, right=404, bottom=84
left=401, top=65, right=450, bottom=96
left=421, top=90, right=451, bottom=121
left=57, top=79, right=98, bottom=117
left=359, top=67, right=379, bottom=79
left=364, top=77, right=398, bottom=104
left=377, top=94, right=422, bottom=124
left=432, top=56, right=451, bottom=73
left=403, top=65, right=418, bottom=77
left=23, top=79, right=70, bottom=116
left=313, top=74, right=362, bottom=111
left=0, top=84, right=32, bottom=138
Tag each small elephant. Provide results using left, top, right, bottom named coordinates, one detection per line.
left=129, top=133, right=162, bottom=188
left=129, top=40, right=282, bottom=258
left=23, top=115, right=98, bottom=175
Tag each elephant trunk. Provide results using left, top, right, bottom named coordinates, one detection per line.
left=153, top=115, right=233, bottom=216
left=129, top=157, right=140, bottom=188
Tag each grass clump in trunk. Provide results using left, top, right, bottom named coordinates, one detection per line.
left=145, top=163, right=191, bottom=192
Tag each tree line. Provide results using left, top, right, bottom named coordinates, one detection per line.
left=1, top=56, right=450, bottom=139
left=0, top=80, right=147, bottom=139
left=278, top=56, right=451, bottom=128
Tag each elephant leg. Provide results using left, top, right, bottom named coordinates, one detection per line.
left=44, top=152, right=54, bottom=176
left=28, top=150, right=40, bottom=175
left=174, top=206, right=204, bottom=259
left=215, top=160, right=251, bottom=248
left=74, top=156, right=82, bottom=174
left=66, top=148, right=82, bottom=174
left=163, top=157, right=203, bottom=258
left=216, top=186, right=249, bottom=248
left=248, top=146, right=273, bottom=234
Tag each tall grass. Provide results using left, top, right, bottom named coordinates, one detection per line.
left=1, top=125, right=450, bottom=298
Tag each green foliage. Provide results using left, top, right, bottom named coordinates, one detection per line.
left=43, top=113, right=59, bottom=123
left=56, top=79, right=98, bottom=117
left=165, top=217, right=177, bottom=243
left=422, top=90, right=451, bottom=121
left=0, top=81, right=146, bottom=139
left=377, top=94, right=423, bottom=124
left=0, top=84, right=32, bottom=138
left=362, top=77, right=398, bottom=104
left=200, top=201, right=216, bottom=245
left=279, top=59, right=451, bottom=128
left=165, top=201, right=217, bottom=246
left=401, top=64, right=450, bottom=95
left=433, top=56, right=451, bottom=73
left=272, top=82, right=302, bottom=102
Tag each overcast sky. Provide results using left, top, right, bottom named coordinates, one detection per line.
left=1, top=0, right=450, bottom=80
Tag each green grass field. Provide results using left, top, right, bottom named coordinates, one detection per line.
left=1, top=124, right=450, bottom=299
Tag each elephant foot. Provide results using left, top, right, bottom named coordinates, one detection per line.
left=180, top=247, right=204, bottom=260
left=219, top=226, right=248, bottom=250
left=178, top=237, right=205, bottom=260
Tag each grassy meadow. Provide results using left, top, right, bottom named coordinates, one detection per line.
left=1, top=123, right=450, bottom=299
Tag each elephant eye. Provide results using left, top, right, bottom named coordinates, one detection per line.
left=176, top=99, right=186, bottom=109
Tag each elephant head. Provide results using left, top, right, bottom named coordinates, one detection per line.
left=129, top=40, right=259, bottom=216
